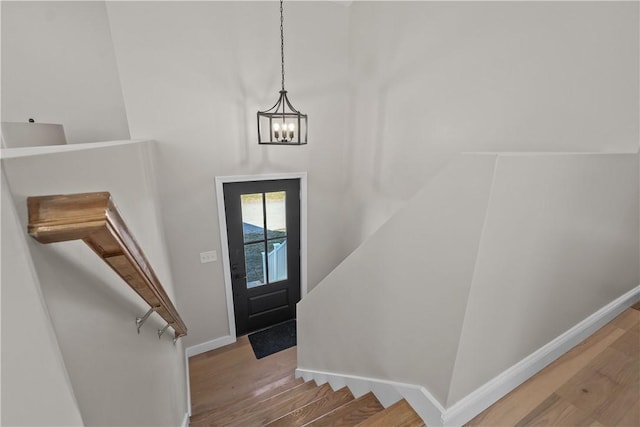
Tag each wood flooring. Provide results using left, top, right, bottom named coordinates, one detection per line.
left=467, top=306, right=640, bottom=426
left=188, top=305, right=639, bottom=426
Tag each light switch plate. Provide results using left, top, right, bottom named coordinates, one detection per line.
left=200, top=250, right=217, bottom=263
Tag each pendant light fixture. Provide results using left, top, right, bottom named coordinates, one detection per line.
left=257, top=0, right=307, bottom=145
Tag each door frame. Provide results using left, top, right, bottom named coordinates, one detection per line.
left=215, top=172, right=308, bottom=338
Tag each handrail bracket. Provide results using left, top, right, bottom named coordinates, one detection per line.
left=136, top=306, right=159, bottom=334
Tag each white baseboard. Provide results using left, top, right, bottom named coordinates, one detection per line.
left=297, top=285, right=639, bottom=427
left=184, top=349, right=192, bottom=416
left=443, top=285, right=640, bottom=426
left=185, top=335, right=236, bottom=358
left=180, top=412, right=189, bottom=427
left=295, top=368, right=445, bottom=427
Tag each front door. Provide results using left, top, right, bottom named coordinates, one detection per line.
left=223, top=179, right=301, bottom=336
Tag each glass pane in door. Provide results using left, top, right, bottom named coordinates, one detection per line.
left=241, top=193, right=264, bottom=243
left=266, top=191, right=287, bottom=239
left=244, top=242, right=266, bottom=288
left=267, top=237, right=288, bottom=283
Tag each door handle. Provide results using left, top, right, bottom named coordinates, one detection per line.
left=231, top=263, right=246, bottom=280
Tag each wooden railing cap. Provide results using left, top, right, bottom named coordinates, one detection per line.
left=27, top=191, right=187, bottom=339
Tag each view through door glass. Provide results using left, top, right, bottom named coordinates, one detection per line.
left=224, top=179, right=301, bottom=336
left=241, top=191, right=288, bottom=287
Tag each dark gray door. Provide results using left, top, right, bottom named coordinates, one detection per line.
left=223, top=179, right=301, bottom=335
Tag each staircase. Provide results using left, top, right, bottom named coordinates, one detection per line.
left=189, top=376, right=425, bottom=426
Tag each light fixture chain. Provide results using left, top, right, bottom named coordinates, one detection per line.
left=280, top=0, right=285, bottom=91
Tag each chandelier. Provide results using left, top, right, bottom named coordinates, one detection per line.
left=257, top=0, right=308, bottom=145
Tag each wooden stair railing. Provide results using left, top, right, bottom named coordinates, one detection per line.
left=27, top=192, right=187, bottom=340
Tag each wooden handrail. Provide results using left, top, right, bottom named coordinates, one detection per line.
left=27, top=192, right=187, bottom=339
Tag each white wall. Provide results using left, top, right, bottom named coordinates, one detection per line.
left=1, top=170, right=84, bottom=427
left=105, top=1, right=351, bottom=347
left=345, top=1, right=639, bottom=249
left=2, top=141, right=188, bottom=426
left=447, top=153, right=639, bottom=406
left=298, top=154, right=497, bottom=404
left=1, top=1, right=130, bottom=143
left=298, top=152, right=639, bottom=410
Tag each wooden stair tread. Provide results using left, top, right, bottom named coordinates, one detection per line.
left=190, top=369, right=297, bottom=416
left=191, top=381, right=322, bottom=427
left=305, top=392, right=384, bottom=427
left=189, top=375, right=304, bottom=424
left=266, top=386, right=355, bottom=427
left=356, top=399, right=425, bottom=427
left=189, top=337, right=297, bottom=416
left=217, top=382, right=335, bottom=427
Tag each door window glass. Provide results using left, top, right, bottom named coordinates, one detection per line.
left=266, top=191, right=286, bottom=238
left=241, top=193, right=264, bottom=243
left=244, top=242, right=265, bottom=288
left=240, top=191, right=288, bottom=288
left=267, top=237, right=287, bottom=283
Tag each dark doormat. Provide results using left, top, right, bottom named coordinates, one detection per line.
left=248, top=319, right=296, bottom=359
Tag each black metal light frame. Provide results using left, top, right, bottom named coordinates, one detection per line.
left=257, top=91, right=307, bottom=145
left=257, top=0, right=307, bottom=145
